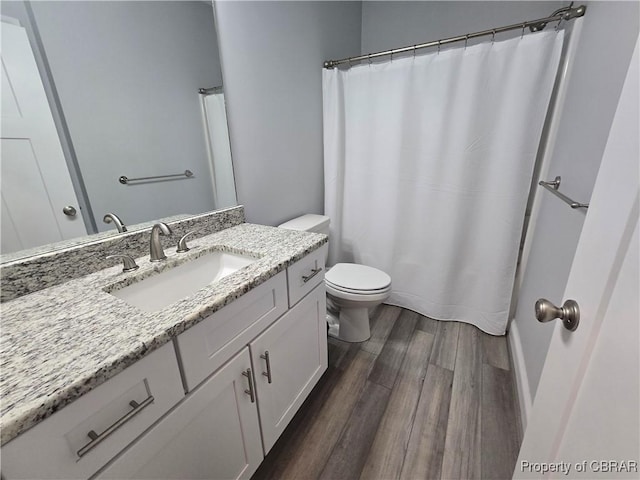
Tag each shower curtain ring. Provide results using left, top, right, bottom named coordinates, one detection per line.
left=348, top=57, right=352, bottom=68
left=491, top=30, right=496, bottom=43
left=437, top=40, right=441, bottom=54
left=368, top=54, right=372, bottom=65
left=413, top=45, right=417, bottom=58
left=521, top=23, right=526, bottom=39
left=555, top=18, right=563, bottom=31
left=464, top=35, right=469, bottom=49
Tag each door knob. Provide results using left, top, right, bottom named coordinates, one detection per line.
left=535, top=298, right=580, bottom=331
left=62, top=205, right=77, bottom=217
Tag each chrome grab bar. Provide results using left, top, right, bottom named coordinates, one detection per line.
left=119, top=170, right=193, bottom=185
left=538, top=176, right=589, bottom=209
left=77, top=395, right=154, bottom=458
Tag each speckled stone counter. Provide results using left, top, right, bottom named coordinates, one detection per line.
left=0, top=223, right=327, bottom=446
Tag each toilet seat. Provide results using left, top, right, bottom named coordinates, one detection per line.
left=325, top=263, right=391, bottom=294
left=325, top=280, right=391, bottom=295
left=325, top=281, right=391, bottom=303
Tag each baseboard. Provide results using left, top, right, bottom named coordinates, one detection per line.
left=507, top=321, right=532, bottom=433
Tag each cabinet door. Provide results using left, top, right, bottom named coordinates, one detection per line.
left=250, top=284, right=327, bottom=454
left=96, top=348, right=263, bottom=480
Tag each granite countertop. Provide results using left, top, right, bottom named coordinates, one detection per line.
left=0, top=223, right=327, bottom=446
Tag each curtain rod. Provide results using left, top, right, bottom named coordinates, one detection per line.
left=323, top=4, right=586, bottom=69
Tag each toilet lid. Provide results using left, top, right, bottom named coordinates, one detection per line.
left=325, top=263, right=391, bottom=292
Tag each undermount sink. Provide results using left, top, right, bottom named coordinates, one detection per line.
left=108, top=250, right=257, bottom=312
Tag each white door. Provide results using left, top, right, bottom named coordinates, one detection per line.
left=514, top=38, right=639, bottom=479
left=1, top=19, right=86, bottom=254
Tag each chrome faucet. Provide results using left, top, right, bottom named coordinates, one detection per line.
left=150, top=222, right=172, bottom=262
left=103, top=213, right=127, bottom=233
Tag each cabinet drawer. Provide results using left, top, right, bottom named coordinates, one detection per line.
left=177, top=271, right=288, bottom=391
left=2, top=343, right=184, bottom=480
left=287, top=244, right=327, bottom=307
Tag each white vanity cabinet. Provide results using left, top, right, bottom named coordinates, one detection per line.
left=95, top=348, right=263, bottom=480
left=97, top=245, right=328, bottom=479
left=2, top=244, right=328, bottom=480
left=97, top=284, right=327, bottom=479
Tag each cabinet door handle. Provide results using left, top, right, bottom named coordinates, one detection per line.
left=77, top=395, right=154, bottom=458
left=242, top=368, right=255, bottom=403
left=260, top=351, right=272, bottom=384
left=302, top=268, right=322, bottom=283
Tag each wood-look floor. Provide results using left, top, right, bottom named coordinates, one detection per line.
left=252, top=305, right=522, bottom=480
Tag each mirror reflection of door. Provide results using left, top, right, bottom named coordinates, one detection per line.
left=1, top=18, right=87, bottom=255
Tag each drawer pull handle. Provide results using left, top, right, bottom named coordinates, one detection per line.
left=242, top=368, right=255, bottom=403
left=77, top=395, right=155, bottom=458
left=302, top=268, right=322, bottom=283
left=260, top=351, right=272, bottom=384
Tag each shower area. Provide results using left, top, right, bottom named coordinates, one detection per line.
left=323, top=4, right=585, bottom=337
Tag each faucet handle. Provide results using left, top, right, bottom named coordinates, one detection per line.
left=176, top=231, right=196, bottom=253
left=106, top=254, right=139, bottom=273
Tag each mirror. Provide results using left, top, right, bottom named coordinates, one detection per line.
left=0, top=0, right=236, bottom=260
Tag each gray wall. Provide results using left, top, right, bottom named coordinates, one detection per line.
left=29, top=1, right=224, bottom=230
left=512, top=1, right=639, bottom=399
left=214, top=1, right=362, bottom=226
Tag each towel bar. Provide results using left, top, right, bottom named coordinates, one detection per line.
left=119, top=170, right=193, bottom=185
left=538, top=176, right=589, bottom=209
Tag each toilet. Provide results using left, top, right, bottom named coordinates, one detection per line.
left=278, top=214, right=391, bottom=342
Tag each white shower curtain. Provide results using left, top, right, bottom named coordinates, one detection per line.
left=203, top=93, right=236, bottom=209
left=323, top=31, right=564, bottom=335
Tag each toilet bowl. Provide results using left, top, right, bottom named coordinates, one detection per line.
left=324, top=263, right=391, bottom=342
left=278, top=214, right=391, bottom=343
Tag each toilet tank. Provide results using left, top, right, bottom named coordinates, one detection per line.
left=278, top=214, right=330, bottom=236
